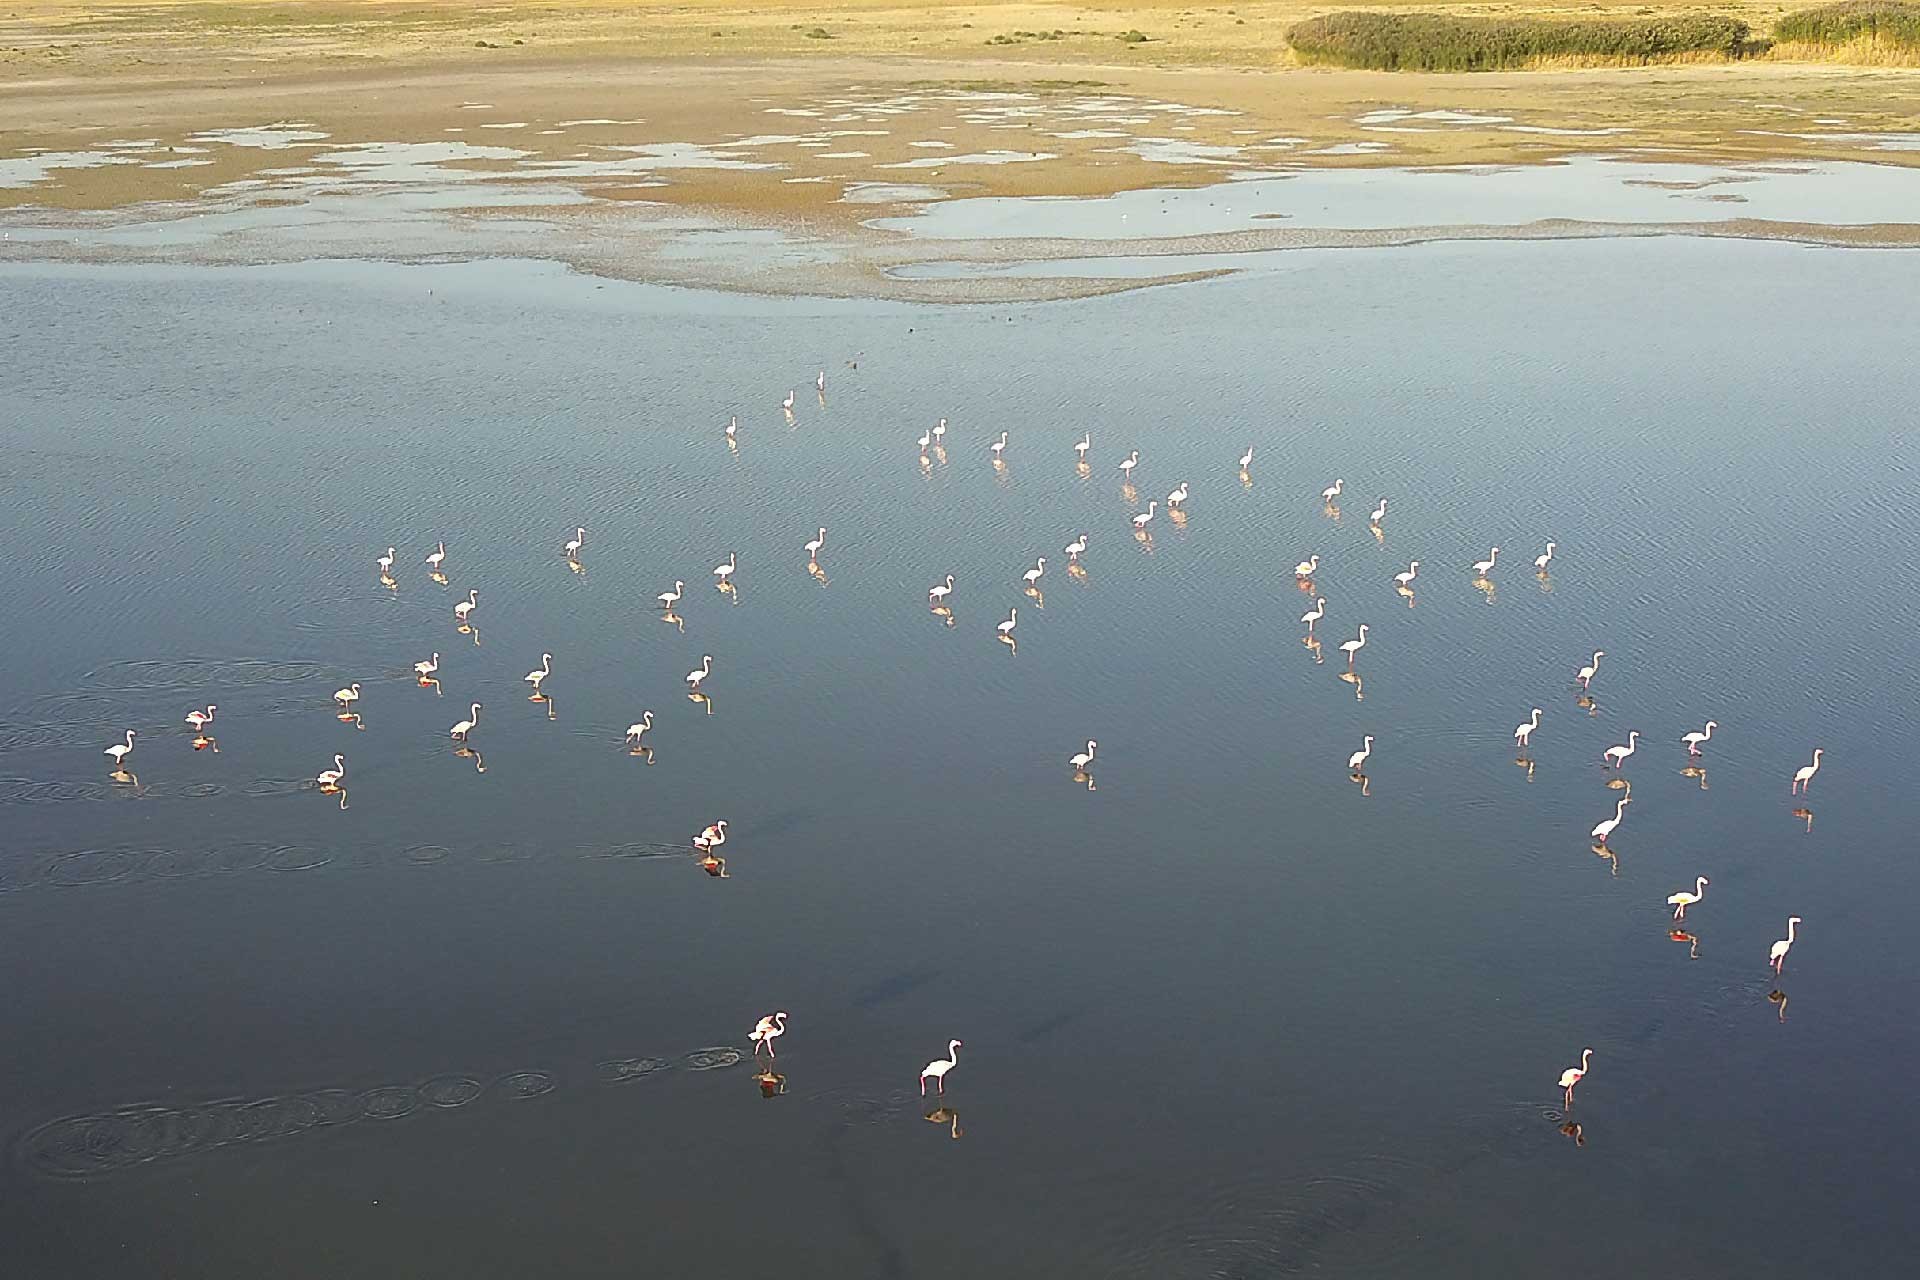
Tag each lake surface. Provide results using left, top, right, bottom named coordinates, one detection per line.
left=3, top=238, right=1917, bottom=1278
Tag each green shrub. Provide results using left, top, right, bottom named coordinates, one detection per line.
left=1774, top=2, right=1920, bottom=46
left=1286, top=11, right=1752, bottom=71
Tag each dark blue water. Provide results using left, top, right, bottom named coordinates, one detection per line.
left=1, top=239, right=1916, bottom=1278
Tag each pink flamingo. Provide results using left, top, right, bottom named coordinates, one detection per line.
left=1558, top=1048, right=1593, bottom=1108
left=750, top=1011, right=788, bottom=1058
left=1667, top=875, right=1709, bottom=921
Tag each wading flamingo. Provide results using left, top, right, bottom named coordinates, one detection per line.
left=713, top=551, right=737, bottom=586
left=1370, top=498, right=1387, bottom=525
left=564, top=527, right=586, bottom=559
left=694, top=820, right=729, bottom=853
left=104, top=729, right=136, bottom=769
left=686, top=655, right=714, bottom=692
left=1339, top=624, right=1370, bottom=667
left=1238, top=446, right=1254, bottom=471
left=1602, top=731, right=1641, bottom=770
left=805, top=528, right=826, bottom=561
left=658, top=581, right=684, bottom=609
left=1065, top=534, right=1088, bottom=563
left=1347, top=735, right=1374, bottom=772
left=1770, top=917, right=1801, bottom=974
left=1070, top=739, right=1097, bottom=771
left=1394, top=561, right=1419, bottom=589
left=1681, top=720, right=1718, bottom=756
left=450, top=703, right=481, bottom=741
left=1791, top=749, right=1823, bottom=794
left=1576, top=651, right=1604, bottom=689
left=376, top=546, right=396, bottom=576
left=414, top=653, right=439, bottom=680
left=1321, top=479, right=1343, bottom=502
left=751, top=1011, right=788, bottom=1057
left=1592, top=796, right=1629, bottom=844
left=1132, top=501, right=1158, bottom=531
left=1534, top=542, right=1555, bottom=573
left=1301, top=598, right=1326, bottom=632
left=990, top=431, right=1009, bottom=460
left=455, top=590, right=479, bottom=624
left=1514, top=708, right=1542, bottom=750
left=1119, top=450, right=1139, bottom=482
left=997, top=608, right=1017, bottom=639
left=1472, top=546, right=1500, bottom=578
left=316, top=753, right=345, bottom=789
left=929, top=575, right=954, bottom=607
left=1167, top=481, right=1189, bottom=509
left=1022, top=558, right=1046, bottom=590
left=625, top=711, right=654, bottom=748
left=1667, top=875, right=1709, bottom=921
left=524, top=652, right=553, bottom=695
left=1294, top=554, right=1320, bottom=579
left=427, top=541, right=447, bottom=573
left=920, top=1040, right=963, bottom=1095
left=1075, top=432, right=1091, bottom=461
left=185, top=705, right=216, bottom=732
left=333, top=682, right=362, bottom=710
left=1558, top=1048, right=1593, bottom=1108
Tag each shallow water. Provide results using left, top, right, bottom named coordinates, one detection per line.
left=2, top=239, right=1917, bottom=1277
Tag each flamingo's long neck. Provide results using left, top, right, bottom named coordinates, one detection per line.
left=1787, top=919, right=1798, bottom=943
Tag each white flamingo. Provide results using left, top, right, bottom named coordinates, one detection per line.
left=1132, top=501, right=1158, bottom=531
left=990, top=430, right=1009, bottom=460
left=1069, top=739, right=1097, bottom=771
left=1167, top=481, right=1189, bottom=509
left=1770, top=916, right=1802, bottom=974
left=1394, top=560, right=1419, bottom=589
left=1294, top=553, right=1320, bottom=579
left=1075, top=432, right=1091, bottom=461
left=625, top=711, right=654, bottom=747
left=564, top=526, right=586, bottom=559
left=997, top=607, right=1017, bottom=639
left=1681, top=720, right=1718, bottom=756
left=686, top=655, right=714, bottom=691
left=782, top=389, right=795, bottom=414
left=376, top=546, right=396, bottom=576
left=1558, top=1048, right=1593, bottom=1108
left=933, top=417, right=947, bottom=446
left=1065, top=533, right=1088, bottom=562
left=1602, top=731, right=1641, bottom=770
left=454, top=590, right=479, bottom=625
left=694, top=819, right=729, bottom=852
left=104, top=729, right=136, bottom=769
left=1514, top=707, right=1543, bottom=749
left=751, top=1011, right=788, bottom=1058
left=920, top=1039, right=963, bottom=1095
left=1022, top=558, right=1046, bottom=590
left=1791, top=748, right=1824, bottom=794
left=805, top=527, right=827, bottom=561
left=1238, top=445, right=1254, bottom=471
left=1534, top=542, right=1555, bottom=572
left=816, top=369, right=826, bottom=393
left=917, top=427, right=930, bottom=452
left=426, top=541, right=447, bottom=573
left=1321, top=478, right=1343, bottom=502
left=657, top=580, right=684, bottom=609
left=725, top=416, right=738, bottom=442
left=1576, top=650, right=1603, bottom=689
left=1472, top=546, right=1500, bottom=577
left=1301, top=597, right=1326, bottom=632
left=1369, top=498, right=1387, bottom=525
left=414, top=653, right=439, bottom=679
left=316, top=753, right=346, bottom=789
left=1667, top=875, right=1709, bottom=921
left=523, top=652, right=553, bottom=694
left=184, top=705, right=217, bottom=732
left=1119, top=450, right=1139, bottom=482
left=713, top=551, right=737, bottom=585
left=333, top=682, right=362, bottom=710
left=929, top=574, right=954, bottom=607
left=1592, top=796, right=1629, bottom=844
left=450, top=703, right=481, bottom=741
left=1347, top=735, right=1374, bottom=772
left=1338, top=623, right=1370, bottom=667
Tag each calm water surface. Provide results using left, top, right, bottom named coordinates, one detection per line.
left=2, top=239, right=1917, bottom=1278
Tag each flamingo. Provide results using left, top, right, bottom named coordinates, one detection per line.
left=1022, top=558, right=1046, bottom=590
left=524, top=652, right=553, bottom=694
left=376, top=546, right=396, bottom=576
left=426, top=540, right=447, bottom=573
left=1667, top=875, right=1709, bottom=921
left=450, top=703, right=481, bottom=741
left=625, top=711, right=654, bottom=748
left=929, top=574, right=954, bottom=607
left=933, top=417, right=947, bottom=446
left=1301, top=597, right=1326, bottom=632
left=1514, top=707, right=1543, bottom=749
left=1167, top=481, right=1189, bottom=509
left=316, top=753, right=345, bottom=789
left=686, top=655, right=714, bottom=691
left=816, top=369, right=826, bottom=393
left=564, top=527, right=586, bottom=559
left=184, top=705, right=217, bottom=732
left=1558, top=1048, right=1593, bottom=1108
left=805, top=527, right=827, bottom=561
left=104, top=729, right=136, bottom=769
left=1238, top=446, right=1254, bottom=471
left=1770, top=916, right=1802, bottom=974
left=1602, top=730, right=1641, bottom=770
left=725, top=416, right=738, bottom=442
left=453, top=590, right=479, bottom=626
left=1338, top=623, right=1370, bottom=667
left=1132, top=500, right=1158, bottom=531
left=1075, top=432, right=1091, bottom=461
left=1294, top=554, right=1320, bottom=579
left=1681, top=720, right=1718, bottom=756
left=694, top=819, right=729, bottom=852
left=1576, top=650, right=1604, bottom=689
left=713, top=551, right=737, bottom=586
left=997, top=607, right=1017, bottom=639
left=333, top=682, right=362, bottom=710
left=917, top=427, right=930, bottom=452
left=751, top=1011, right=788, bottom=1058
left=1347, top=735, right=1374, bottom=772
left=1321, top=478, right=1343, bottom=502
left=1119, top=449, right=1140, bottom=482
left=1534, top=542, right=1555, bottom=573
left=1791, top=748, right=1824, bottom=794
left=782, top=389, right=795, bottom=414
left=920, top=1039, right=963, bottom=1095
left=1472, top=546, right=1500, bottom=578
left=1069, top=739, right=1097, bottom=771
left=1393, top=560, right=1419, bottom=589
left=414, top=653, right=439, bottom=679
left=989, top=430, right=1009, bottom=460
left=1369, top=498, right=1387, bottom=525
left=1065, top=534, right=1088, bottom=562
left=1592, top=796, right=1629, bottom=844
left=657, top=580, right=684, bottom=609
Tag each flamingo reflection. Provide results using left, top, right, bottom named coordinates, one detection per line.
left=924, top=1106, right=964, bottom=1138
